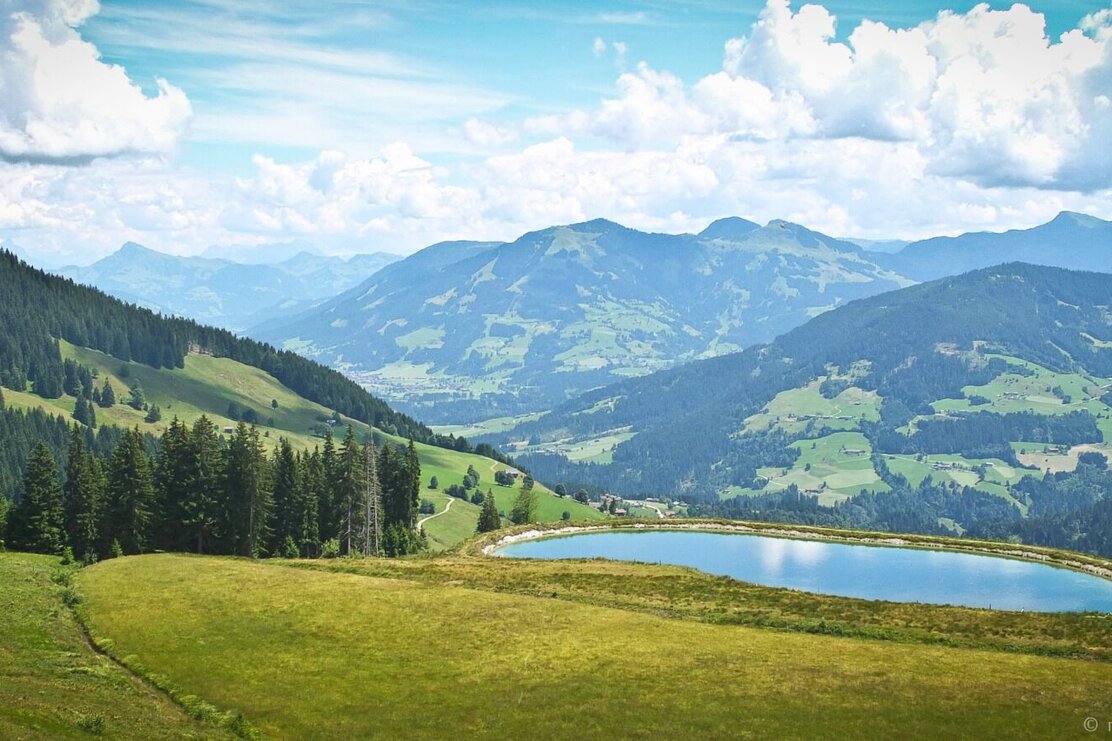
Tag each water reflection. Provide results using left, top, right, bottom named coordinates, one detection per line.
left=496, top=530, right=1112, bottom=612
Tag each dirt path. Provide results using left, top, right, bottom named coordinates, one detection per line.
left=418, top=498, right=454, bottom=529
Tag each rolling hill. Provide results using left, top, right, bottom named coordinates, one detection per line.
left=58, top=243, right=399, bottom=331
left=253, top=217, right=912, bottom=421
left=0, top=250, right=597, bottom=552
left=489, top=263, right=1112, bottom=550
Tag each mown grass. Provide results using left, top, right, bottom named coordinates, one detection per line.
left=78, top=553, right=1112, bottom=739
left=0, top=551, right=233, bottom=740
left=303, top=548, right=1112, bottom=661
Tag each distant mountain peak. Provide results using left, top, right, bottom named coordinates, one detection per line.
left=698, top=217, right=760, bottom=240
left=1050, top=211, right=1106, bottom=228
left=568, top=217, right=628, bottom=233
left=116, top=241, right=155, bottom=257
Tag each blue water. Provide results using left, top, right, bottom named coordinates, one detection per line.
left=495, top=530, right=1112, bottom=612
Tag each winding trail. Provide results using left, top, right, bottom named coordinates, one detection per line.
left=418, top=498, right=454, bottom=529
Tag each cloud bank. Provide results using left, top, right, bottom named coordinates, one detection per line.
left=3, top=0, right=1112, bottom=263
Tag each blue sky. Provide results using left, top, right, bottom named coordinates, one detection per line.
left=82, top=0, right=1106, bottom=173
left=2, top=0, right=1112, bottom=263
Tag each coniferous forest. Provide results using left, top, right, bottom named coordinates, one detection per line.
left=2, top=406, right=423, bottom=560
left=0, top=250, right=468, bottom=450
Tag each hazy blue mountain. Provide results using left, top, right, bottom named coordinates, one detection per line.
left=500, top=263, right=1112, bottom=500
left=253, top=218, right=912, bottom=421
left=58, top=243, right=399, bottom=331
left=887, top=212, right=1112, bottom=279
left=841, top=237, right=909, bottom=253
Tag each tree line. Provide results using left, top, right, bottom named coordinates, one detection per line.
left=2, top=415, right=424, bottom=561
left=0, top=249, right=485, bottom=454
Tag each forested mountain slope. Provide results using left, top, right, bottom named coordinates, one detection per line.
left=495, top=263, right=1112, bottom=553
left=254, top=218, right=911, bottom=421
left=0, top=250, right=596, bottom=553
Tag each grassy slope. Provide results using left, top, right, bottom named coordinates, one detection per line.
left=0, top=552, right=231, bottom=740
left=78, top=554, right=1112, bottom=739
left=411, top=443, right=604, bottom=551
left=2, top=341, right=601, bottom=551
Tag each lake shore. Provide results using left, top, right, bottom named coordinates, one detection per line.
left=478, top=519, right=1112, bottom=582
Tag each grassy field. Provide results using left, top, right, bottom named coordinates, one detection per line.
left=743, top=378, right=881, bottom=435
left=0, top=552, right=233, bottom=740
left=430, top=412, right=547, bottom=439
left=932, top=354, right=1112, bottom=429
left=410, top=443, right=605, bottom=551
left=724, top=431, right=888, bottom=504
left=74, top=553, right=1112, bottom=739
left=2, top=340, right=596, bottom=551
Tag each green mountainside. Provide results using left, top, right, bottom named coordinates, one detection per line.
left=0, top=251, right=595, bottom=552
left=493, top=263, right=1112, bottom=551
left=254, top=217, right=911, bottom=421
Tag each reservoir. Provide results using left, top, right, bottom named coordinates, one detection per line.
left=495, top=529, right=1112, bottom=612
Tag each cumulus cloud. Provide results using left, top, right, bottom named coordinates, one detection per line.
left=540, top=0, right=1112, bottom=190
left=0, top=0, right=190, bottom=163
left=6, top=0, right=1112, bottom=264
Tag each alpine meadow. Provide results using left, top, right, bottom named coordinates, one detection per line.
left=3, top=1, right=1112, bottom=739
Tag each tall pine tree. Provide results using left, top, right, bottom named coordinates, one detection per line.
left=225, top=423, right=272, bottom=557
left=477, top=488, right=501, bottom=533
left=183, top=416, right=224, bottom=554
left=103, top=427, right=155, bottom=555
left=270, top=438, right=299, bottom=556
left=63, top=426, right=103, bottom=560
left=336, top=426, right=365, bottom=555
left=9, top=443, right=65, bottom=553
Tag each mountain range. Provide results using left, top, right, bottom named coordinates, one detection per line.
left=44, top=211, right=1112, bottom=425
left=883, top=211, right=1112, bottom=280
left=58, top=243, right=400, bottom=331
left=253, top=212, right=1112, bottom=422
left=497, top=262, right=1112, bottom=504
left=252, top=217, right=912, bottom=421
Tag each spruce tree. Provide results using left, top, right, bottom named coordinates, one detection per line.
left=154, top=418, right=192, bottom=551
left=72, top=398, right=90, bottom=427
left=225, top=423, right=272, bottom=557
left=63, top=426, right=102, bottom=561
left=477, top=488, right=501, bottom=533
left=270, top=438, right=299, bottom=555
left=296, top=449, right=322, bottom=557
left=10, top=443, right=65, bottom=553
left=99, top=379, right=115, bottom=408
left=336, top=425, right=365, bottom=555
left=319, top=429, right=339, bottom=544
left=104, top=428, right=155, bottom=555
left=183, top=416, right=224, bottom=554
left=362, top=437, right=381, bottom=557
left=404, top=440, right=421, bottom=529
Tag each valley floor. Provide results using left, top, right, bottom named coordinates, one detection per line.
left=50, top=547, right=1112, bottom=739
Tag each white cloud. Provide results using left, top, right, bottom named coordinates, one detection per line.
left=462, top=118, right=518, bottom=148
left=592, top=36, right=606, bottom=57
left=6, top=0, right=1112, bottom=266
left=0, top=0, right=191, bottom=163
left=539, top=0, right=1112, bottom=191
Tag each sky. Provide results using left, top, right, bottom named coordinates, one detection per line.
left=2, top=0, right=1112, bottom=264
